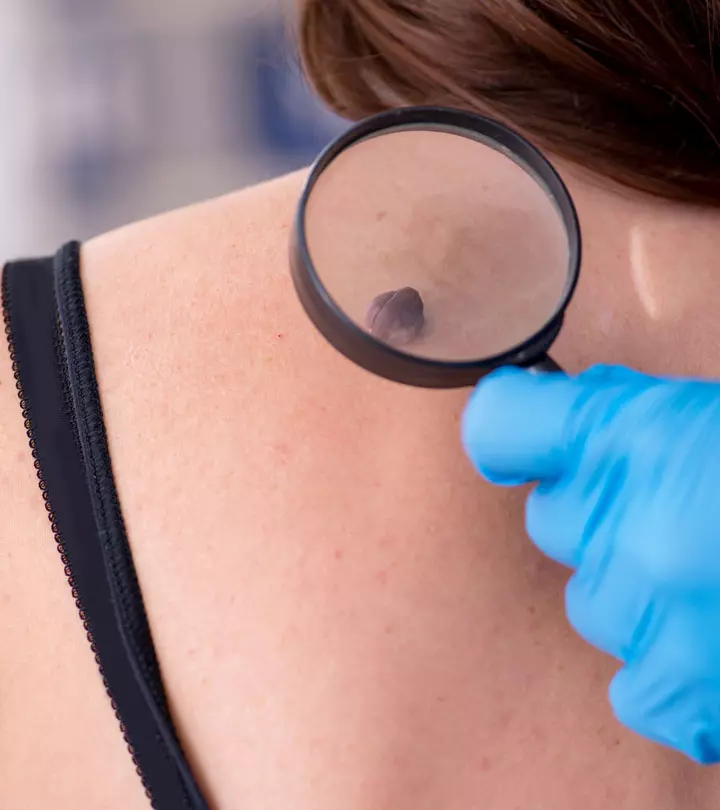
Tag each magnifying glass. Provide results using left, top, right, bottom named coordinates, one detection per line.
left=290, top=107, right=581, bottom=389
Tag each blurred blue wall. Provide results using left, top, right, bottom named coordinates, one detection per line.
left=0, top=0, right=346, bottom=257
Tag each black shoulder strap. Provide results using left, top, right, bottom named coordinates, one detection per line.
left=2, top=243, right=210, bottom=810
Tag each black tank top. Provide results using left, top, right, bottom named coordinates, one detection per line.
left=2, top=243, right=211, bottom=809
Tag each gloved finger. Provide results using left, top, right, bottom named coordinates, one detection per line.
left=610, top=652, right=720, bottom=765
left=462, top=364, right=662, bottom=487
left=575, top=364, right=653, bottom=385
left=609, top=596, right=720, bottom=765
left=526, top=465, right=660, bottom=658
left=524, top=446, right=627, bottom=567
left=461, top=367, right=583, bottom=485
left=564, top=556, right=658, bottom=662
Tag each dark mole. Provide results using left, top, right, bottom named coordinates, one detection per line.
left=365, top=287, right=425, bottom=347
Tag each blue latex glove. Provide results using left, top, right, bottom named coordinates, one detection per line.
left=462, top=365, right=720, bottom=764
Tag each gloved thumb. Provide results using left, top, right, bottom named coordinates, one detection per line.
left=461, top=366, right=582, bottom=485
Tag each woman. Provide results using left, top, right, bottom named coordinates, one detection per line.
left=2, top=1, right=720, bottom=808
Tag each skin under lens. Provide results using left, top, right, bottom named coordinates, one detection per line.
left=304, top=128, right=570, bottom=362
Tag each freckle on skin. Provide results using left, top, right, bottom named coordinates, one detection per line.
left=274, top=442, right=290, bottom=458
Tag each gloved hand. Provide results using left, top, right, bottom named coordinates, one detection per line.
left=462, top=365, right=720, bottom=764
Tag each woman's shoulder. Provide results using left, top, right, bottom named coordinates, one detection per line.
left=83, top=168, right=309, bottom=285
left=79, top=168, right=321, bottom=407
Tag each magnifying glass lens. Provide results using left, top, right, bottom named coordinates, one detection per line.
left=304, top=126, right=571, bottom=363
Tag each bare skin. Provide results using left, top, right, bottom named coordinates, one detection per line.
left=2, top=159, right=720, bottom=810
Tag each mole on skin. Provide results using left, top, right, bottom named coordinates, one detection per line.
left=365, top=287, right=425, bottom=347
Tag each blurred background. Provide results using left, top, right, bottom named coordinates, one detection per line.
left=0, top=0, right=347, bottom=259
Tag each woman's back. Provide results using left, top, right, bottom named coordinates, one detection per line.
left=3, top=163, right=720, bottom=809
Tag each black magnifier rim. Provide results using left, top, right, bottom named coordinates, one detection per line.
left=291, top=106, right=582, bottom=389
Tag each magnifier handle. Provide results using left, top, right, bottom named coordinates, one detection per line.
left=527, top=355, right=563, bottom=374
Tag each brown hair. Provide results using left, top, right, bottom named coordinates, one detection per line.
left=297, top=1, right=720, bottom=204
